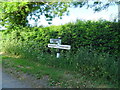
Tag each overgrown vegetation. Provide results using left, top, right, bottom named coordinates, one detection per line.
left=1, top=20, right=119, bottom=88
left=2, top=55, right=117, bottom=88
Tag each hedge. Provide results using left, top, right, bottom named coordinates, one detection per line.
left=2, top=20, right=119, bottom=55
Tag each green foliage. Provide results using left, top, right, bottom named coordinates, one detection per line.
left=3, top=54, right=117, bottom=88
left=2, top=20, right=119, bottom=54
left=1, top=20, right=119, bottom=87
left=0, top=2, right=70, bottom=27
left=1, top=1, right=118, bottom=27
left=2, top=39, right=118, bottom=87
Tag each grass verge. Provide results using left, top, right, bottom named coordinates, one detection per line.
left=2, top=54, right=117, bottom=88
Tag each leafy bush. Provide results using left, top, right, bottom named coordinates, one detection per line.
left=1, top=20, right=119, bottom=87
left=2, top=38, right=118, bottom=86
left=2, top=20, right=119, bottom=54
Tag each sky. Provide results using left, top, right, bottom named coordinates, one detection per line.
left=28, top=3, right=118, bottom=27
left=0, top=2, right=118, bottom=30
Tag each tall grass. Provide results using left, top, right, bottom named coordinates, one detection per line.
left=2, top=39, right=118, bottom=86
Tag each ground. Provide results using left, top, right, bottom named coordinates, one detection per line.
left=2, top=70, right=32, bottom=88
left=2, top=68, right=52, bottom=88
left=1, top=53, right=116, bottom=88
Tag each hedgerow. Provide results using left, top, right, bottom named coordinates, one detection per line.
left=1, top=20, right=119, bottom=87
left=2, top=20, right=119, bottom=54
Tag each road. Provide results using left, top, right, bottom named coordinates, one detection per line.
left=1, top=68, right=33, bottom=88
left=0, top=52, right=32, bottom=89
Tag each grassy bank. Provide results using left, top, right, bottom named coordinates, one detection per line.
left=2, top=53, right=118, bottom=88
left=1, top=38, right=118, bottom=87
left=1, top=20, right=119, bottom=88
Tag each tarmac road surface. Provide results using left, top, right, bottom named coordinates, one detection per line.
left=1, top=68, right=32, bottom=88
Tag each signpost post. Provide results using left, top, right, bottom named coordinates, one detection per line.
left=48, top=37, right=71, bottom=58
left=57, top=37, right=61, bottom=58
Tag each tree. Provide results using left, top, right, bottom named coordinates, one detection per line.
left=0, top=1, right=119, bottom=28
left=73, top=1, right=119, bottom=22
left=0, top=2, right=71, bottom=27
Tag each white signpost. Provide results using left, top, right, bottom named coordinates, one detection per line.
left=48, top=37, right=71, bottom=58
left=50, top=39, right=61, bottom=44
